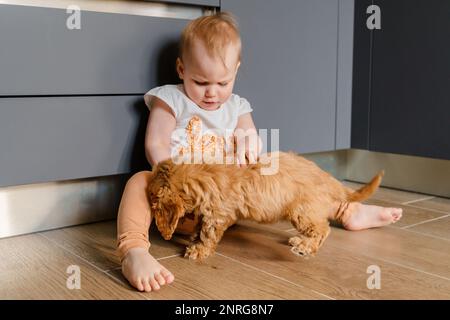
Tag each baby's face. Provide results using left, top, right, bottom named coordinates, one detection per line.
left=177, top=39, right=240, bottom=111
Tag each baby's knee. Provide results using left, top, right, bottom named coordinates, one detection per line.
left=126, top=171, right=153, bottom=190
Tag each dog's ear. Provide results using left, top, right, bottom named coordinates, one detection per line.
left=148, top=159, right=185, bottom=239
left=150, top=185, right=185, bottom=240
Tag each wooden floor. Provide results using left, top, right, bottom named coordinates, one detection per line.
left=1, top=181, right=449, bottom=299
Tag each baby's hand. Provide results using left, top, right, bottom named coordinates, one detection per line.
left=235, top=135, right=259, bottom=167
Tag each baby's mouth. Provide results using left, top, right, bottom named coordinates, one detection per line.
left=202, top=101, right=220, bottom=110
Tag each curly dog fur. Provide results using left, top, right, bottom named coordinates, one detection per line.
left=148, top=151, right=383, bottom=260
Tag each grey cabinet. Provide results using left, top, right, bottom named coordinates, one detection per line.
left=221, top=0, right=354, bottom=153
left=0, top=4, right=189, bottom=187
left=0, top=4, right=186, bottom=95
left=0, top=96, right=149, bottom=187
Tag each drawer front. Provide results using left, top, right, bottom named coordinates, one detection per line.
left=150, top=0, right=220, bottom=6
left=0, top=4, right=188, bottom=95
left=0, top=96, right=149, bottom=187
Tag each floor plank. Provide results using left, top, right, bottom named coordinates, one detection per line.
left=405, top=197, right=450, bottom=213
left=41, top=220, right=182, bottom=271
left=215, top=222, right=450, bottom=299
left=327, top=226, right=450, bottom=279
left=41, top=221, right=324, bottom=299
left=406, top=216, right=450, bottom=240
left=108, top=254, right=325, bottom=300
left=0, top=234, right=146, bottom=299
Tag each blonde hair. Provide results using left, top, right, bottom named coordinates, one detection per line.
left=179, top=11, right=241, bottom=67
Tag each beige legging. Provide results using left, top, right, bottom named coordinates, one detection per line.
left=116, top=171, right=356, bottom=261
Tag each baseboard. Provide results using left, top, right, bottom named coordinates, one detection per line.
left=0, top=174, right=128, bottom=239
left=346, top=149, right=450, bottom=198
left=302, top=150, right=349, bottom=181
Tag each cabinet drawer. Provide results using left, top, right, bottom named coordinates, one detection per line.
left=0, top=4, right=188, bottom=95
left=150, top=0, right=220, bottom=6
left=0, top=96, right=149, bottom=187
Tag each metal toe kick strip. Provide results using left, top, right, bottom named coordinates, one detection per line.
left=0, top=174, right=129, bottom=239
left=346, top=149, right=450, bottom=198
left=0, top=0, right=214, bottom=20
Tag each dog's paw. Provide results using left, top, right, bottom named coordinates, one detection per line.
left=185, top=244, right=212, bottom=260
left=288, top=236, right=317, bottom=258
left=184, top=244, right=199, bottom=260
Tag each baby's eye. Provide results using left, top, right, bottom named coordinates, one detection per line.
left=219, top=82, right=229, bottom=86
left=194, top=80, right=208, bottom=86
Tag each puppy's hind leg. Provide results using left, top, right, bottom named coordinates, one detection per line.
left=287, top=202, right=330, bottom=258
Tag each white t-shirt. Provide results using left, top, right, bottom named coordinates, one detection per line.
left=144, top=84, right=253, bottom=162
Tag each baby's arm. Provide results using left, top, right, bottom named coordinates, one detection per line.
left=234, top=113, right=263, bottom=166
left=145, top=97, right=176, bottom=167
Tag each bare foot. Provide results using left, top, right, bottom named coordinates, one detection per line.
left=122, top=247, right=174, bottom=292
left=342, top=203, right=403, bottom=231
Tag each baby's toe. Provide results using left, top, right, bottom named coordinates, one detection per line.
left=133, top=277, right=144, bottom=292
left=149, top=277, right=160, bottom=291
left=142, top=278, right=152, bottom=292
left=161, top=268, right=175, bottom=284
left=155, top=272, right=166, bottom=286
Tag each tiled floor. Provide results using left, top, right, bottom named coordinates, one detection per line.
left=1, top=181, right=449, bottom=299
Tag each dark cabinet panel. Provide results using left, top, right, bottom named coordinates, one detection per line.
left=222, top=0, right=340, bottom=153
left=336, top=0, right=356, bottom=150
left=370, top=0, right=450, bottom=160
left=351, top=0, right=373, bottom=150
left=0, top=5, right=185, bottom=96
left=0, top=96, right=149, bottom=187
left=352, top=0, right=450, bottom=160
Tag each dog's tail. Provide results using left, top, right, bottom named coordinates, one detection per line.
left=345, top=170, right=384, bottom=202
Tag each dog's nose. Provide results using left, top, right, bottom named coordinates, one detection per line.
left=163, top=233, right=172, bottom=240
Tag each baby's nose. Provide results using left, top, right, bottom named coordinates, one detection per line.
left=205, top=87, right=216, bottom=97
